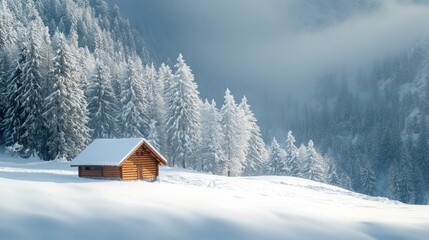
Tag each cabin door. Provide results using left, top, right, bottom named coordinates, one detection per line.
left=137, top=164, right=144, bottom=180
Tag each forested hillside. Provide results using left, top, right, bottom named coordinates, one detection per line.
left=291, top=38, right=429, bottom=204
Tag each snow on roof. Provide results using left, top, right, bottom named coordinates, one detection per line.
left=71, top=138, right=167, bottom=166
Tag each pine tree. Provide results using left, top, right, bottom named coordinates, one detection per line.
left=240, top=96, right=267, bottom=176
left=44, top=31, right=89, bottom=160
left=147, top=119, right=160, bottom=150
left=326, top=156, right=341, bottom=187
left=0, top=0, right=18, bottom=134
left=2, top=6, right=29, bottom=147
left=360, top=163, right=376, bottom=196
left=0, top=0, right=17, bottom=51
left=398, top=145, right=415, bottom=203
left=19, top=16, right=50, bottom=157
left=110, top=55, right=126, bottom=102
left=220, top=89, right=247, bottom=176
left=411, top=165, right=426, bottom=204
left=300, top=140, right=327, bottom=182
left=77, top=47, right=95, bottom=93
left=2, top=41, right=27, bottom=148
left=199, top=99, right=225, bottom=174
left=87, top=59, right=118, bottom=139
left=144, top=63, right=159, bottom=120
left=158, top=63, right=173, bottom=151
left=267, top=138, right=285, bottom=175
left=339, top=172, right=353, bottom=190
left=415, top=119, right=429, bottom=187
left=37, top=23, right=54, bottom=160
left=284, top=130, right=300, bottom=176
left=165, top=54, right=201, bottom=169
left=160, top=63, right=173, bottom=92
left=388, top=162, right=400, bottom=201
left=119, top=56, right=146, bottom=138
left=388, top=140, right=417, bottom=203
left=146, top=63, right=165, bottom=149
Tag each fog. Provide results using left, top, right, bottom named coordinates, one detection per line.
left=107, top=0, right=429, bottom=132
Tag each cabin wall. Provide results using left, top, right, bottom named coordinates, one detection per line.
left=102, top=166, right=121, bottom=178
left=78, top=166, right=121, bottom=179
left=121, top=145, right=159, bottom=180
left=79, top=166, right=102, bottom=178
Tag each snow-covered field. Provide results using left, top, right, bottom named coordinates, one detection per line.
left=1, top=152, right=429, bottom=240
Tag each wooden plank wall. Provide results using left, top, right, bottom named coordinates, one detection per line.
left=102, top=166, right=121, bottom=178
left=121, top=145, right=159, bottom=180
left=78, top=166, right=121, bottom=178
left=79, top=166, right=102, bottom=177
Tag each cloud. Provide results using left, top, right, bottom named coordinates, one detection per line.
left=268, top=1, right=429, bottom=89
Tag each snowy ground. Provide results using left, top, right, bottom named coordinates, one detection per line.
left=1, top=151, right=429, bottom=240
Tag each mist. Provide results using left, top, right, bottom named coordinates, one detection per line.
left=107, top=0, right=429, bottom=133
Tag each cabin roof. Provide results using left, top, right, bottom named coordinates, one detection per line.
left=70, top=138, right=167, bottom=167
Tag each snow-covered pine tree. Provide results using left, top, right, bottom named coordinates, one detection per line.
left=298, top=143, right=306, bottom=160
left=160, top=63, right=173, bottom=92
left=398, top=145, right=415, bottom=203
left=327, top=158, right=340, bottom=186
left=119, top=56, right=146, bottom=138
left=44, top=31, right=89, bottom=160
left=236, top=97, right=251, bottom=153
left=146, top=63, right=166, bottom=148
left=110, top=55, right=126, bottom=102
left=199, top=99, right=225, bottom=174
left=74, top=46, right=89, bottom=93
left=299, top=140, right=327, bottom=182
left=165, top=54, right=201, bottom=169
left=87, top=59, right=118, bottom=139
left=158, top=63, right=173, bottom=151
left=2, top=5, right=29, bottom=148
left=388, top=141, right=416, bottom=203
left=415, top=119, right=429, bottom=186
left=411, top=164, right=425, bottom=204
left=284, top=130, right=300, bottom=176
left=339, top=172, right=353, bottom=190
left=0, top=0, right=17, bottom=52
left=77, top=47, right=95, bottom=94
left=144, top=63, right=158, bottom=119
left=220, top=89, right=247, bottom=176
left=360, top=162, right=376, bottom=196
left=267, top=138, right=285, bottom=175
left=2, top=40, right=27, bottom=148
left=147, top=119, right=160, bottom=150
left=0, top=0, right=18, bottom=112
left=19, top=15, right=50, bottom=157
left=387, top=162, right=400, bottom=201
left=239, top=96, right=267, bottom=176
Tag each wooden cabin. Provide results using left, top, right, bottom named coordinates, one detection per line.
left=71, top=138, right=167, bottom=181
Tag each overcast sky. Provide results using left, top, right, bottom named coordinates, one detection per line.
left=107, top=0, right=429, bottom=133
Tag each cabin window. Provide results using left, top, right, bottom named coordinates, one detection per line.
left=93, top=166, right=102, bottom=171
left=84, top=167, right=90, bottom=171
left=136, top=151, right=144, bottom=156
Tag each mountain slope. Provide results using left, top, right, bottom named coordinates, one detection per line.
left=294, top=34, right=429, bottom=203
left=1, top=152, right=428, bottom=240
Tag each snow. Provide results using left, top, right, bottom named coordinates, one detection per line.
left=71, top=138, right=167, bottom=166
left=1, top=150, right=429, bottom=240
